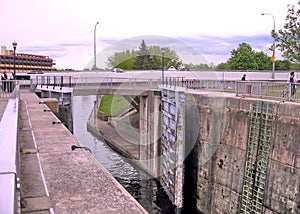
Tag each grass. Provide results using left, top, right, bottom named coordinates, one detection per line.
left=99, top=95, right=130, bottom=116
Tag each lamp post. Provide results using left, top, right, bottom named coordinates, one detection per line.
left=161, top=47, right=165, bottom=84
left=12, top=41, right=17, bottom=80
left=93, top=21, right=99, bottom=70
left=262, top=13, right=275, bottom=79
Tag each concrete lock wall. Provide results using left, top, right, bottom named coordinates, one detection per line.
left=186, top=93, right=300, bottom=213
left=139, top=91, right=161, bottom=177
left=92, top=90, right=299, bottom=212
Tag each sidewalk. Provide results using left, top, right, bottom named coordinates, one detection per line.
left=19, top=93, right=148, bottom=214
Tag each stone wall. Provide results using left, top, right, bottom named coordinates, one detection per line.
left=185, top=93, right=300, bottom=213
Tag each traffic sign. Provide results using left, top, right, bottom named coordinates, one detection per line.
left=271, top=54, right=275, bottom=62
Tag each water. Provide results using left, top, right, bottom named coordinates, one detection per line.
left=72, top=95, right=175, bottom=213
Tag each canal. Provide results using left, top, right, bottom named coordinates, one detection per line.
left=72, top=95, right=176, bottom=214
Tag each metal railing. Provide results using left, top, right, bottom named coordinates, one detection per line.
left=31, top=76, right=73, bottom=89
left=32, top=76, right=161, bottom=92
left=235, top=81, right=300, bottom=101
left=0, top=80, right=20, bottom=99
left=31, top=75, right=300, bottom=102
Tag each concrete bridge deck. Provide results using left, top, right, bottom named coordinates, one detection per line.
left=1, top=92, right=147, bottom=214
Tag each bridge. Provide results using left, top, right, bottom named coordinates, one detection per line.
left=1, top=71, right=299, bottom=213
left=29, top=70, right=299, bottom=102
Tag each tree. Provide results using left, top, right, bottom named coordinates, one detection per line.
left=274, top=60, right=292, bottom=70
left=133, top=40, right=152, bottom=70
left=254, top=51, right=272, bottom=70
left=276, top=1, right=300, bottom=67
left=106, top=40, right=183, bottom=70
left=106, top=50, right=136, bottom=70
left=227, top=43, right=258, bottom=70
left=215, top=62, right=230, bottom=70
left=156, top=46, right=182, bottom=70
left=183, top=63, right=213, bottom=71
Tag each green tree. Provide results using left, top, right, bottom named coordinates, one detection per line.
left=133, top=40, right=152, bottom=70
left=227, top=43, right=258, bottom=70
left=254, top=51, right=272, bottom=70
left=276, top=1, right=300, bottom=67
left=183, top=63, right=213, bottom=71
left=106, top=49, right=137, bottom=70
left=275, top=60, right=292, bottom=70
left=215, top=62, right=230, bottom=70
left=157, top=47, right=182, bottom=70
left=106, top=40, right=183, bottom=70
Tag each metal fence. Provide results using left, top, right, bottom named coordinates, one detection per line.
left=235, top=81, right=300, bottom=101
left=162, top=77, right=300, bottom=102
left=30, top=75, right=300, bottom=102
left=0, top=80, right=20, bottom=99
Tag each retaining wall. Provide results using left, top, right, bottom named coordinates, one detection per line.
left=187, top=92, right=300, bottom=213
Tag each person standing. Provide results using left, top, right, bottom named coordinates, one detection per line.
left=288, top=71, right=297, bottom=97
left=1, top=71, right=8, bottom=92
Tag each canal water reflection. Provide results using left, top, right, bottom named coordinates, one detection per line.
left=72, top=95, right=175, bottom=213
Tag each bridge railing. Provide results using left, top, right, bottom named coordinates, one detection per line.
left=161, top=77, right=300, bottom=101
left=0, top=80, right=20, bottom=99
left=31, top=76, right=74, bottom=89
left=235, top=81, right=300, bottom=101
left=32, top=76, right=161, bottom=90
left=162, top=77, right=237, bottom=91
left=32, top=75, right=300, bottom=102
left=72, top=77, right=161, bottom=90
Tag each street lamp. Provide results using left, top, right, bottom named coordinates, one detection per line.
left=12, top=41, right=17, bottom=80
left=93, top=21, right=99, bottom=70
left=161, top=47, right=165, bottom=84
left=261, top=13, right=275, bottom=79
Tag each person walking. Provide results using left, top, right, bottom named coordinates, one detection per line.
left=1, top=71, right=8, bottom=92
left=241, top=74, right=246, bottom=81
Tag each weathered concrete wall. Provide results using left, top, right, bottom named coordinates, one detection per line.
left=186, top=93, right=300, bottom=213
left=41, top=98, right=59, bottom=115
left=139, top=91, right=161, bottom=177
left=58, top=104, right=73, bottom=134
left=92, top=89, right=299, bottom=213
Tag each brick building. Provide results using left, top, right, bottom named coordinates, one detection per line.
left=0, top=46, right=55, bottom=74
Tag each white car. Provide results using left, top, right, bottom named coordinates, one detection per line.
left=112, top=68, right=124, bottom=73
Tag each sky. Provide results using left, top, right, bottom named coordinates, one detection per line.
left=1, top=0, right=295, bottom=70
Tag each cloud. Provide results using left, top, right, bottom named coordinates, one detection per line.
left=1, top=0, right=290, bottom=69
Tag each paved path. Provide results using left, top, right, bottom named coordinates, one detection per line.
left=19, top=93, right=148, bottom=214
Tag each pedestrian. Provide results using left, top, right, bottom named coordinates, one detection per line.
left=1, top=71, right=8, bottom=92
left=241, top=74, right=246, bottom=81
left=288, top=71, right=297, bottom=97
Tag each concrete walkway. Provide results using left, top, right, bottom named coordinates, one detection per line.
left=19, top=93, right=148, bottom=214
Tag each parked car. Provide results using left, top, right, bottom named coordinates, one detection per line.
left=112, top=68, right=124, bottom=73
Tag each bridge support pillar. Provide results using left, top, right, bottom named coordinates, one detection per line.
left=139, top=92, right=161, bottom=177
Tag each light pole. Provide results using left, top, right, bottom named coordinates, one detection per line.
left=161, top=47, right=165, bottom=84
left=262, top=13, right=275, bottom=79
left=93, top=21, right=99, bottom=70
left=12, top=41, right=17, bottom=80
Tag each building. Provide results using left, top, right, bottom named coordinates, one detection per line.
left=0, top=46, right=55, bottom=74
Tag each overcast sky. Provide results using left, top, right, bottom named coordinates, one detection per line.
left=1, top=0, right=294, bottom=70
